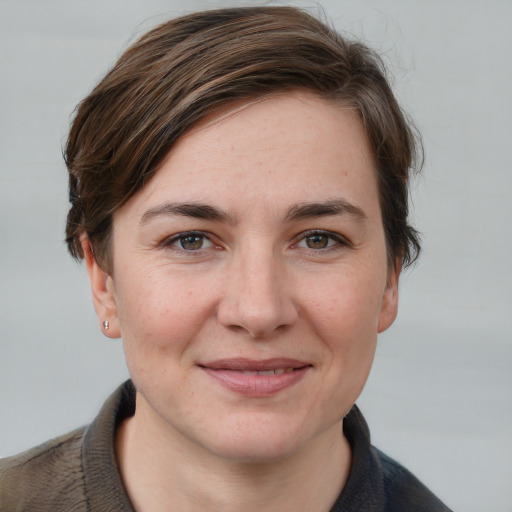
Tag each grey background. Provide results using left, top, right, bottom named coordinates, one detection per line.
left=1, top=1, right=511, bottom=510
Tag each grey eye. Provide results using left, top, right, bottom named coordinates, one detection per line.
left=179, top=235, right=205, bottom=250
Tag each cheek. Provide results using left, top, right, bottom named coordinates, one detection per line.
left=302, top=264, right=385, bottom=393
left=113, top=272, right=213, bottom=367
left=305, top=265, right=386, bottom=339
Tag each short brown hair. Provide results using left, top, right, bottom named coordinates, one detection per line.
left=65, top=6, right=421, bottom=272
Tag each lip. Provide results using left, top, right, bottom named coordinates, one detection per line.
left=198, top=358, right=312, bottom=397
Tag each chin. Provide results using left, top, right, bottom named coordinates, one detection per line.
left=200, top=416, right=314, bottom=464
left=210, top=437, right=303, bottom=464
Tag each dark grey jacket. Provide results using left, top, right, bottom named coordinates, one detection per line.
left=0, top=381, right=453, bottom=511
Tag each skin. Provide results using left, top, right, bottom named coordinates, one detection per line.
left=83, top=92, right=400, bottom=512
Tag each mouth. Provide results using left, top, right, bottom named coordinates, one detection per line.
left=197, top=358, right=312, bottom=396
left=237, top=368, right=295, bottom=375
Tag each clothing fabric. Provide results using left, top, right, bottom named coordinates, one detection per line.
left=0, top=381, right=452, bottom=511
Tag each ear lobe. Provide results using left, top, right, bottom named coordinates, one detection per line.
left=81, top=236, right=121, bottom=338
left=377, top=259, right=401, bottom=334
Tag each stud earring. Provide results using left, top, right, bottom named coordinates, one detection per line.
left=103, top=320, right=110, bottom=331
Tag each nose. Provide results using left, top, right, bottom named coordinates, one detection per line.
left=217, top=246, right=298, bottom=338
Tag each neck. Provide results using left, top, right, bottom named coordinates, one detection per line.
left=116, top=395, right=351, bottom=512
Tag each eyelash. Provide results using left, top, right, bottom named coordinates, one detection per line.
left=162, top=229, right=350, bottom=254
left=292, top=230, right=350, bottom=252
left=162, top=231, right=217, bottom=252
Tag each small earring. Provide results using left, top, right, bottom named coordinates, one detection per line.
left=103, top=320, right=110, bottom=331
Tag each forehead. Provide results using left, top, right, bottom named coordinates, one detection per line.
left=118, top=92, right=380, bottom=223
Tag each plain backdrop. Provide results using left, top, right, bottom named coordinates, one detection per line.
left=1, top=1, right=511, bottom=511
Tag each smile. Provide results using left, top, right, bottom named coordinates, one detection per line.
left=240, top=368, right=295, bottom=375
left=198, top=359, right=312, bottom=396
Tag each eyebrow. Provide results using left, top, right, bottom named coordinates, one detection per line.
left=285, top=199, right=368, bottom=222
left=140, top=198, right=367, bottom=226
left=140, top=202, right=236, bottom=225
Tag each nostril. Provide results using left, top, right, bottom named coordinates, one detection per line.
left=221, top=320, right=294, bottom=340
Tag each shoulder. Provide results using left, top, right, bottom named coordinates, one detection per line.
left=373, top=447, right=453, bottom=512
left=0, top=427, right=87, bottom=511
left=337, top=406, right=453, bottom=512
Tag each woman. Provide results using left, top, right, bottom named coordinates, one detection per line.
left=0, top=6, right=452, bottom=511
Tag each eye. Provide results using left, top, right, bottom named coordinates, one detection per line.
left=303, top=233, right=333, bottom=249
left=294, top=230, right=347, bottom=251
left=164, top=231, right=215, bottom=251
left=179, top=234, right=207, bottom=250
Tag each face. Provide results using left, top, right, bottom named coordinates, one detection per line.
left=86, top=92, right=399, bottom=463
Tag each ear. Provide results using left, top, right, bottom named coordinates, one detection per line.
left=81, top=235, right=121, bottom=338
left=377, top=258, right=401, bottom=333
